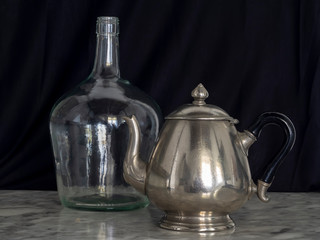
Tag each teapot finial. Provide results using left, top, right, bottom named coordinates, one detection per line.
left=191, top=83, right=209, bottom=105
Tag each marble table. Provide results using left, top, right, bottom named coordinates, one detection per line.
left=0, top=191, right=319, bottom=239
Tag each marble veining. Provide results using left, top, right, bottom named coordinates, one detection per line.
left=0, top=191, right=320, bottom=239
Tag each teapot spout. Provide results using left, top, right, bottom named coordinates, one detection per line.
left=123, top=115, right=147, bottom=195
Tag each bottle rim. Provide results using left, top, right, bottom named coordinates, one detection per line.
left=97, top=16, right=119, bottom=23
left=96, top=16, right=119, bottom=35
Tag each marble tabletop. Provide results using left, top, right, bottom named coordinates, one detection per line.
left=0, top=191, right=319, bottom=240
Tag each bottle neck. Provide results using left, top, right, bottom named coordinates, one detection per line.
left=92, top=17, right=120, bottom=79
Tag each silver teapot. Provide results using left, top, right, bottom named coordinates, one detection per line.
left=123, top=84, right=295, bottom=232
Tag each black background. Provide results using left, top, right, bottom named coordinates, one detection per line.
left=0, top=0, right=319, bottom=191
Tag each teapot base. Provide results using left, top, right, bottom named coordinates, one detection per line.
left=159, top=213, right=235, bottom=233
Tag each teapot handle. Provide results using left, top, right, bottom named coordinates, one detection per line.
left=247, top=112, right=296, bottom=202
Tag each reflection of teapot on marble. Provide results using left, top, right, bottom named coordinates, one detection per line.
left=123, top=84, right=296, bottom=232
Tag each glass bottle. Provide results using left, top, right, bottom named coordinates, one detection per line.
left=49, top=17, right=162, bottom=211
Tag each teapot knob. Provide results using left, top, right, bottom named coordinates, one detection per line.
left=191, top=83, right=209, bottom=105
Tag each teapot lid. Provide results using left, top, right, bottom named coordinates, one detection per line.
left=165, top=83, right=239, bottom=123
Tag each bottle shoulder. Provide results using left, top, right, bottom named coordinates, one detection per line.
left=50, top=77, right=162, bottom=124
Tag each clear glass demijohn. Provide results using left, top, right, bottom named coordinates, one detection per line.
left=49, top=17, right=162, bottom=211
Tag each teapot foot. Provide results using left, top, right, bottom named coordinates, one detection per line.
left=159, top=213, right=235, bottom=233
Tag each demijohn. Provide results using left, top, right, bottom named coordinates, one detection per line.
left=49, top=17, right=162, bottom=211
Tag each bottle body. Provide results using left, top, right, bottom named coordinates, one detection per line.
left=49, top=17, right=161, bottom=210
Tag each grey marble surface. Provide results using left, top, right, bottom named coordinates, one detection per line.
left=0, top=191, right=319, bottom=239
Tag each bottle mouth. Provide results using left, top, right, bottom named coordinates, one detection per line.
left=96, top=16, right=119, bottom=35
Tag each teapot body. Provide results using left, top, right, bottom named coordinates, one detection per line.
left=146, top=119, right=253, bottom=216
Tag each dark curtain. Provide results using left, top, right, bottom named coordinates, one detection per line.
left=0, top=0, right=319, bottom=191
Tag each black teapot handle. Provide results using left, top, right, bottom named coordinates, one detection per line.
left=247, top=112, right=296, bottom=202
